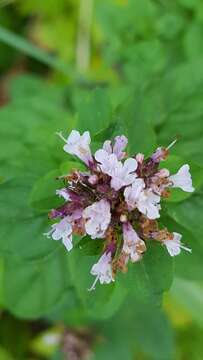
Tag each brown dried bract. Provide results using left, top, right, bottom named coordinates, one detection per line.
left=139, top=215, right=159, bottom=238
left=72, top=219, right=86, bottom=236
left=153, top=229, right=173, bottom=242
left=113, top=252, right=128, bottom=274
left=105, top=226, right=117, bottom=244
left=161, top=189, right=171, bottom=198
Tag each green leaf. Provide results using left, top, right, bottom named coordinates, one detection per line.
left=76, top=236, right=104, bottom=255
left=74, top=88, right=112, bottom=136
left=0, top=75, right=73, bottom=179
left=93, top=121, right=118, bottom=143
left=8, top=74, right=65, bottom=106
left=29, top=170, right=63, bottom=212
left=0, top=177, right=59, bottom=260
left=184, top=23, right=203, bottom=59
left=160, top=155, right=203, bottom=202
left=96, top=297, right=175, bottom=360
left=131, top=305, right=175, bottom=360
left=157, top=59, right=203, bottom=167
left=0, top=176, right=6, bottom=185
left=118, top=262, right=161, bottom=306
left=0, top=257, right=4, bottom=306
left=93, top=331, right=132, bottom=360
left=116, top=92, right=157, bottom=155
left=177, top=0, right=197, bottom=9
left=143, top=242, right=174, bottom=294
left=170, top=277, right=203, bottom=328
left=165, top=193, right=203, bottom=244
left=118, top=242, right=173, bottom=304
left=46, top=287, right=88, bottom=327
left=156, top=14, right=184, bottom=40
left=3, top=246, right=72, bottom=318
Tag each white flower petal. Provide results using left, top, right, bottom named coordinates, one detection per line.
left=102, top=135, right=128, bottom=160
left=66, top=129, right=80, bottom=143
left=110, top=159, right=137, bottom=191
left=169, top=164, right=194, bottom=193
left=62, top=233, right=73, bottom=251
left=95, top=149, right=108, bottom=164
left=95, top=149, right=118, bottom=176
left=124, top=178, right=145, bottom=209
left=95, top=148, right=137, bottom=191
left=163, top=232, right=191, bottom=257
left=56, top=188, right=70, bottom=201
left=123, top=158, right=137, bottom=173
left=60, top=130, right=93, bottom=165
left=122, top=222, right=146, bottom=262
left=89, top=252, right=114, bottom=291
left=103, top=140, right=112, bottom=154
left=137, top=190, right=161, bottom=219
left=44, top=217, right=73, bottom=251
left=83, top=199, right=111, bottom=239
left=113, top=135, right=128, bottom=160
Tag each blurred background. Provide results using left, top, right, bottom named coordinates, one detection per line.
left=1, top=0, right=203, bottom=359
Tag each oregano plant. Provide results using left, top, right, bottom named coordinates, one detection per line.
left=44, top=129, right=194, bottom=292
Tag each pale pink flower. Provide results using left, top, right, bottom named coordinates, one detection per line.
left=137, top=189, right=161, bottom=219
left=56, top=130, right=93, bottom=165
left=110, top=158, right=138, bottom=191
left=103, top=135, right=128, bottom=160
left=95, top=149, right=118, bottom=176
left=83, top=199, right=111, bottom=239
left=169, top=164, right=194, bottom=193
left=95, top=149, right=137, bottom=190
left=124, top=178, right=145, bottom=210
left=56, top=188, right=71, bottom=201
left=122, top=222, right=146, bottom=262
left=163, top=232, right=191, bottom=256
left=88, top=252, right=114, bottom=291
left=44, top=217, right=73, bottom=251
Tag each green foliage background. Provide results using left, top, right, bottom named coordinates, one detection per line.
left=0, top=0, right=203, bottom=358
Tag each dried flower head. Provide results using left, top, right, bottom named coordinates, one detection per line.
left=44, top=130, right=194, bottom=290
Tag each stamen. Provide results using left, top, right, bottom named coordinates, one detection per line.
left=166, top=139, right=178, bottom=151
left=43, top=227, right=54, bottom=238
left=88, top=275, right=99, bottom=291
left=56, top=131, right=67, bottom=143
left=180, top=244, right=192, bottom=253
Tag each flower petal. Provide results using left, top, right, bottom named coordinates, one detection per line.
left=83, top=199, right=111, bottom=239
left=169, top=164, right=194, bottom=193
left=163, top=232, right=191, bottom=257
left=62, top=130, right=93, bottom=165
left=113, top=135, right=128, bottom=160
left=89, top=252, right=114, bottom=290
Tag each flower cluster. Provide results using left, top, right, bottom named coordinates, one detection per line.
left=44, top=130, right=194, bottom=291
